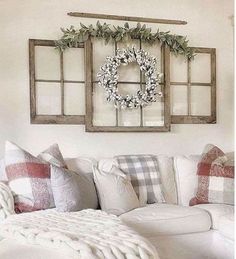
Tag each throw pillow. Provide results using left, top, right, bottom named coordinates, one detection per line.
left=5, top=141, right=66, bottom=213
left=50, top=165, right=98, bottom=212
left=190, top=144, right=234, bottom=206
left=115, top=155, right=165, bottom=205
left=93, top=166, right=139, bottom=216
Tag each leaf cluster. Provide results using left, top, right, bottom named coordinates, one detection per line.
left=55, top=21, right=195, bottom=59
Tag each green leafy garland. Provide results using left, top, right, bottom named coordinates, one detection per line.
left=55, top=21, right=195, bottom=59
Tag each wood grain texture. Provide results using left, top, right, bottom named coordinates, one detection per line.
left=29, top=39, right=85, bottom=124
left=67, top=12, right=187, bottom=25
left=171, top=47, right=216, bottom=124
left=85, top=41, right=171, bottom=132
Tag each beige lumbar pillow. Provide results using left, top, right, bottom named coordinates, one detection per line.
left=93, top=166, right=140, bottom=216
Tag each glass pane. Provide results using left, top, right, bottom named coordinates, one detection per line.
left=63, top=48, right=84, bottom=81
left=171, top=85, right=188, bottom=115
left=36, top=82, right=61, bottom=115
left=93, top=39, right=114, bottom=81
left=191, top=53, right=211, bottom=83
left=142, top=42, right=163, bottom=83
left=35, top=46, right=60, bottom=80
left=143, top=99, right=164, bottom=126
left=170, top=53, right=188, bottom=82
left=64, top=83, right=85, bottom=115
left=191, top=85, right=211, bottom=115
left=93, top=83, right=116, bottom=126
left=117, top=40, right=140, bottom=82
left=118, top=84, right=141, bottom=126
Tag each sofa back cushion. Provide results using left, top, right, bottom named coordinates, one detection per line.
left=173, top=155, right=200, bottom=206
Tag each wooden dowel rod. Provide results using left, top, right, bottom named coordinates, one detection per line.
left=67, top=12, right=187, bottom=25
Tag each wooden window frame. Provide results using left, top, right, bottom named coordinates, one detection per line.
left=171, top=47, right=216, bottom=124
left=84, top=38, right=171, bottom=132
left=29, top=39, right=85, bottom=124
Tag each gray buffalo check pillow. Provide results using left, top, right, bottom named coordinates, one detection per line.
left=115, top=155, right=165, bottom=205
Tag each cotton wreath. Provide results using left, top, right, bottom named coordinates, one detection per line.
left=97, top=47, right=163, bottom=109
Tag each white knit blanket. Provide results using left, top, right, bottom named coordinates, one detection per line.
left=0, top=182, right=15, bottom=220
left=0, top=209, right=159, bottom=259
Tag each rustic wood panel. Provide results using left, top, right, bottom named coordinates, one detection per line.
left=85, top=38, right=171, bottom=132
left=171, top=47, right=216, bottom=124
left=29, top=39, right=85, bottom=124
left=67, top=12, right=187, bottom=25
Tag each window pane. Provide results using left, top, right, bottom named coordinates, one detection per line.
left=170, top=54, right=188, bottom=82
left=117, top=40, right=140, bottom=82
left=191, top=53, right=211, bottom=83
left=35, top=46, right=60, bottom=80
left=171, top=85, right=188, bottom=115
left=142, top=42, right=163, bottom=83
left=93, top=39, right=114, bottom=82
left=117, top=84, right=141, bottom=126
left=93, top=83, right=116, bottom=126
left=63, top=48, right=84, bottom=81
left=64, top=83, right=85, bottom=115
left=143, top=99, right=164, bottom=126
left=191, top=85, right=211, bottom=115
left=36, top=82, right=61, bottom=115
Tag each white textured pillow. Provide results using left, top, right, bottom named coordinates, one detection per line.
left=0, top=159, right=7, bottom=181
left=94, top=166, right=140, bottom=216
left=173, top=155, right=200, bottom=206
left=156, top=155, right=177, bottom=204
left=50, top=165, right=98, bottom=212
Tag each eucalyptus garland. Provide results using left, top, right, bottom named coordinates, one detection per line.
left=97, top=47, right=162, bottom=109
left=55, top=21, right=195, bottom=59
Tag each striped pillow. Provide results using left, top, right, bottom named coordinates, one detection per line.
left=190, top=144, right=234, bottom=206
left=5, top=141, right=66, bottom=213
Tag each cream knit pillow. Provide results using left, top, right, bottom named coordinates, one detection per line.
left=94, top=166, right=140, bottom=216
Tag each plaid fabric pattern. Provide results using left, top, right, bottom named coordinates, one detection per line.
left=115, top=155, right=165, bottom=205
left=5, top=141, right=66, bottom=213
left=190, top=144, right=234, bottom=206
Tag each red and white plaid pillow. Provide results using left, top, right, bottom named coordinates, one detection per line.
left=5, top=141, right=66, bottom=213
left=190, top=144, right=234, bottom=206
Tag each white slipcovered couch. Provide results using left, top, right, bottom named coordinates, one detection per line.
left=0, top=154, right=234, bottom=259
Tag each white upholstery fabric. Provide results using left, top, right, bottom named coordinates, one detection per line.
left=0, top=159, right=7, bottom=181
left=156, top=155, right=177, bottom=204
left=173, top=155, right=200, bottom=206
left=219, top=213, right=234, bottom=240
left=94, top=166, right=139, bottom=215
left=149, top=230, right=234, bottom=259
left=194, top=204, right=234, bottom=229
left=120, top=203, right=211, bottom=237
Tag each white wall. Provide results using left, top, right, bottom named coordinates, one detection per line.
left=0, top=0, right=234, bottom=158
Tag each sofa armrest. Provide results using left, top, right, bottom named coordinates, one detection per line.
left=0, top=181, right=15, bottom=220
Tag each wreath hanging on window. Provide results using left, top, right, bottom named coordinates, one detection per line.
left=97, top=47, right=163, bottom=109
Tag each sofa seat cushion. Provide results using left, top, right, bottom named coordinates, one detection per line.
left=120, top=204, right=211, bottom=237
left=218, top=213, right=234, bottom=240
left=194, top=204, right=234, bottom=229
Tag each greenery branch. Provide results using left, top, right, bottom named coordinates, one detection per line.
left=55, top=21, right=195, bottom=59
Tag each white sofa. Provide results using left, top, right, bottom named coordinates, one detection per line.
left=0, top=154, right=234, bottom=259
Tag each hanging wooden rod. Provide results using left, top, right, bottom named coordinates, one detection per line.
left=67, top=12, right=187, bottom=25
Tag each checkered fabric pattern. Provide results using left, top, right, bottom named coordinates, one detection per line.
left=190, top=144, right=234, bottom=206
left=5, top=141, right=66, bottom=213
left=115, top=155, right=165, bottom=205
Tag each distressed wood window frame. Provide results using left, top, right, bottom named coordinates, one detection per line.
left=29, top=39, right=85, bottom=124
left=84, top=38, right=171, bottom=132
left=171, top=47, right=216, bottom=124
